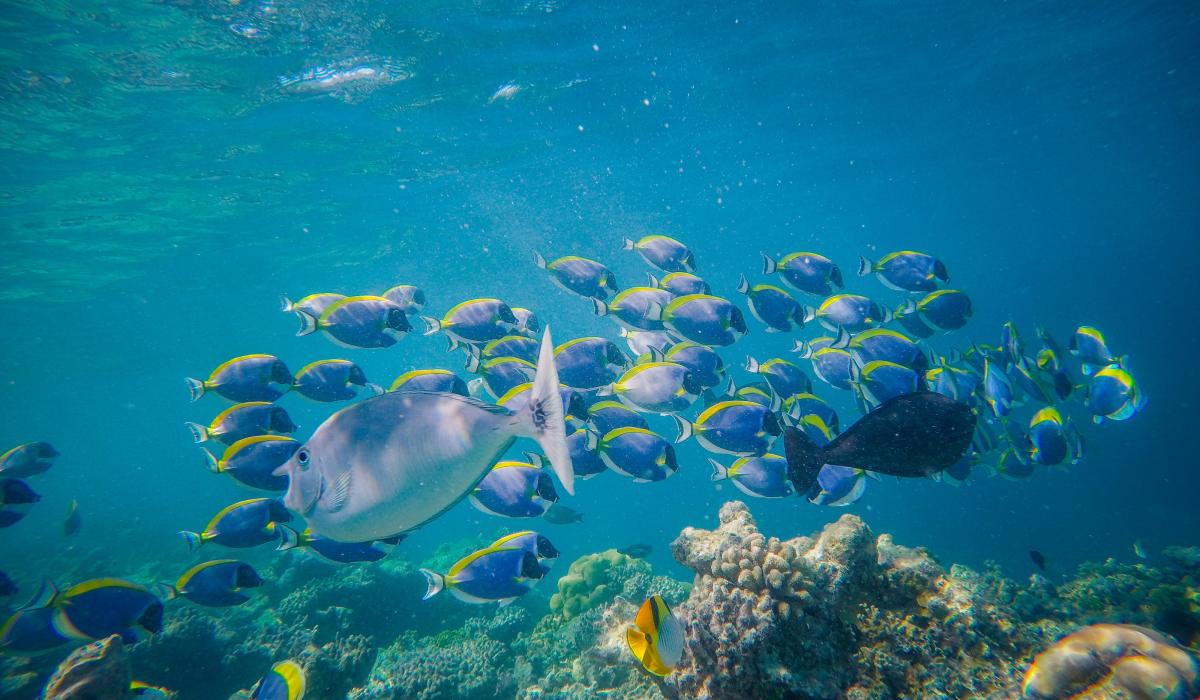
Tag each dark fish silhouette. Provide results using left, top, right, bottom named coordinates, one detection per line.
left=0, top=571, right=16, bottom=597
left=1029, top=550, right=1046, bottom=570
left=618, top=543, right=653, bottom=559
left=542, top=503, right=584, bottom=524
left=783, top=392, right=976, bottom=492
left=63, top=499, right=81, bottom=537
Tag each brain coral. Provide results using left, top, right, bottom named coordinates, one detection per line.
left=1022, top=623, right=1200, bottom=699
left=548, top=549, right=651, bottom=619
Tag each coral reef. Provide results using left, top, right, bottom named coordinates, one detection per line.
left=1023, top=623, right=1200, bottom=699
left=666, top=501, right=1045, bottom=699
left=548, top=548, right=689, bottom=620
left=42, top=635, right=131, bottom=700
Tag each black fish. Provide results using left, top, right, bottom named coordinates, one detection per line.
left=618, top=543, right=653, bottom=559
left=783, top=392, right=976, bottom=492
left=542, top=503, right=583, bottom=524
left=1029, top=550, right=1046, bottom=570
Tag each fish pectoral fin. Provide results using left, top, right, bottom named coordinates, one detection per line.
left=326, top=471, right=352, bottom=513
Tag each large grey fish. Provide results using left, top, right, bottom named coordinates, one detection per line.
left=275, top=327, right=573, bottom=542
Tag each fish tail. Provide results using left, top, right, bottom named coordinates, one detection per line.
left=782, top=426, right=825, bottom=493
left=464, top=353, right=482, bottom=374
left=525, top=326, right=574, bottom=496
left=857, top=255, right=874, bottom=277
left=645, top=302, right=664, bottom=322
left=419, top=568, right=446, bottom=600
left=178, top=531, right=204, bottom=551
left=467, top=378, right=486, bottom=398
left=275, top=524, right=301, bottom=551
left=420, top=316, right=442, bottom=335
left=760, top=252, right=777, bottom=275
left=533, top=251, right=548, bottom=269
left=154, top=583, right=178, bottom=601
left=279, top=295, right=295, bottom=313
left=184, top=422, right=208, bottom=443
left=800, top=305, right=816, bottom=324
left=895, top=299, right=917, bottom=318
left=589, top=298, right=609, bottom=316
left=791, top=340, right=812, bottom=358
left=621, top=238, right=636, bottom=251
left=295, top=310, right=319, bottom=336
left=736, top=274, right=749, bottom=295
left=881, top=305, right=894, bottom=324
left=200, top=449, right=221, bottom=473
left=647, top=273, right=660, bottom=288
left=708, top=458, right=729, bottom=482
left=185, top=377, right=206, bottom=402
left=671, top=414, right=693, bottom=444
left=831, top=326, right=852, bottom=349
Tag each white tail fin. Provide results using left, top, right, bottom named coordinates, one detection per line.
left=761, top=252, right=777, bottom=275
left=179, top=531, right=203, bottom=551
left=831, top=326, right=852, bottom=349
left=279, top=295, right=295, bottom=313
left=792, top=340, right=812, bottom=358
left=201, top=449, right=221, bottom=473
left=708, top=458, right=729, bottom=481
left=736, top=274, right=750, bottom=294
left=185, top=378, right=206, bottom=402
left=421, top=316, right=442, bottom=335
left=590, top=298, right=609, bottom=316
left=672, top=414, right=693, bottom=444
left=276, top=524, right=302, bottom=551
left=857, top=256, right=873, bottom=277
left=295, top=310, right=319, bottom=336
left=524, top=326, right=574, bottom=495
left=534, top=251, right=548, bottom=269
left=622, top=238, right=636, bottom=251
left=419, top=568, right=445, bottom=600
left=745, top=356, right=760, bottom=373
left=365, top=383, right=385, bottom=396
left=184, top=422, right=208, bottom=443
left=647, top=273, right=660, bottom=288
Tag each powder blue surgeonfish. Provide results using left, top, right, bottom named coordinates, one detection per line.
left=848, top=329, right=928, bottom=372
left=250, top=660, right=306, bottom=700
left=592, top=287, right=674, bottom=331
left=586, top=401, right=648, bottom=435
left=489, top=531, right=560, bottom=576
left=388, top=369, right=469, bottom=396
left=1085, top=364, right=1146, bottom=424
left=465, top=356, right=536, bottom=400
left=187, top=355, right=294, bottom=403
left=476, top=335, right=540, bottom=364
left=423, top=298, right=520, bottom=348
left=806, top=465, right=867, bottom=507
left=611, top=362, right=701, bottom=414
left=280, top=293, right=345, bottom=319
left=663, top=342, right=724, bottom=389
left=745, top=357, right=811, bottom=400
left=621, top=328, right=675, bottom=357
left=897, top=290, right=972, bottom=331
left=648, top=294, right=748, bottom=347
left=649, top=271, right=709, bottom=296
left=298, top=295, right=412, bottom=349
left=0, top=590, right=68, bottom=655
left=925, top=364, right=980, bottom=405
left=761, top=251, right=843, bottom=296
left=276, top=526, right=402, bottom=564
left=275, top=328, right=573, bottom=543
left=623, top=235, right=695, bottom=273
left=1026, top=407, right=1076, bottom=466
left=0, top=479, right=40, bottom=528
left=420, top=544, right=547, bottom=605
left=292, top=360, right=382, bottom=402
left=381, top=284, right=426, bottom=314
left=982, top=359, right=1015, bottom=419
left=46, top=578, right=164, bottom=644
left=805, top=294, right=889, bottom=333
left=709, top=454, right=794, bottom=498
left=784, top=393, right=840, bottom=436
left=857, top=251, right=949, bottom=292
left=179, top=498, right=292, bottom=551
left=793, top=338, right=855, bottom=391
left=852, top=361, right=921, bottom=406
left=163, top=560, right=263, bottom=607
left=555, top=337, right=629, bottom=390
left=1069, top=326, right=1122, bottom=376
left=470, top=461, right=559, bottom=518
left=0, top=442, right=58, bottom=479
left=527, top=428, right=608, bottom=480
left=736, top=276, right=806, bottom=332
left=535, top=253, right=620, bottom=300
left=186, top=402, right=296, bottom=445
left=591, top=428, right=679, bottom=483
left=203, top=435, right=299, bottom=492
left=674, top=400, right=782, bottom=456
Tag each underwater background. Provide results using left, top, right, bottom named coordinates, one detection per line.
left=1, top=0, right=1199, bottom=698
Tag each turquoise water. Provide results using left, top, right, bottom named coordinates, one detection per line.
left=1, top=0, right=1198, bottom=696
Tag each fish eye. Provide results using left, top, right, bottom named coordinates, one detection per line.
left=297, top=449, right=310, bottom=469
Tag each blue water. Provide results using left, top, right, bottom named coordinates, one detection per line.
left=1, top=0, right=1197, bottom=681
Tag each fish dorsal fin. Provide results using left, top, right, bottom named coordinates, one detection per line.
left=326, top=471, right=352, bottom=513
